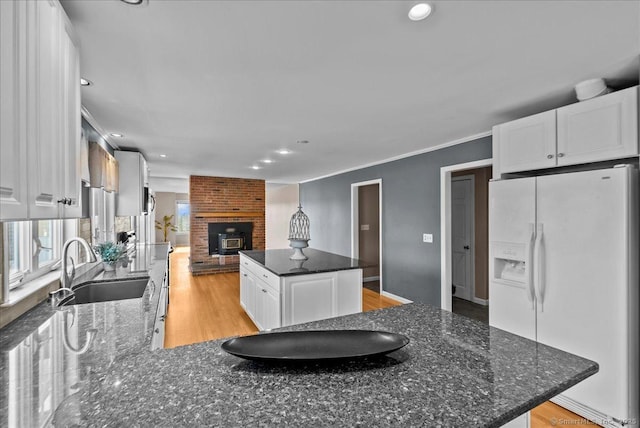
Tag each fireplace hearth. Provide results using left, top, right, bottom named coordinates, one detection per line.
left=208, top=222, right=253, bottom=255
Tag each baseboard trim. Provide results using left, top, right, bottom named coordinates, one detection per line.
left=363, top=276, right=380, bottom=282
left=473, top=297, right=489, bottom=306
left=551, top=395, right=623, bottom=428
left=381, top=291, right=413, bottom=304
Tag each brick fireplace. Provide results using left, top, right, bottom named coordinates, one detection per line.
left=189, top=175, right=265, bottom=275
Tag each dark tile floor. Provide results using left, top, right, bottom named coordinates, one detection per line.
left=452, top=297, right=489, bottom=324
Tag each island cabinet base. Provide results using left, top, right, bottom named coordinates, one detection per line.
left=239, top=254, right=363, bottom=331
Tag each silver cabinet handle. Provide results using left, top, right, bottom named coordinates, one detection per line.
left=557, top=152, right=564, bottom=158
left=263, top=274, right=268, bottom=279
left=546, top=154, right=554, bottom=159
left=154, top=328, right=160, bottom=334
left=262, top=289, right=267, bottom=293
left=243, top=273, right=247, bottom=277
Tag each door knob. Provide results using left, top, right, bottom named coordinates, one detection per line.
left=463, top=245, right=470, bottom=250
left=547, top=154, right=554, bottom=159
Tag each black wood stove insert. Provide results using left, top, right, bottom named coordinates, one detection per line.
left=208, top=222, right=253, bottom=256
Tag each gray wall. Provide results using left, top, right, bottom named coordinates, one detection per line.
left=300, top=137, right=492, bottom=306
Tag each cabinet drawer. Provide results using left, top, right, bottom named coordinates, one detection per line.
left=256, top=267, right=279, bottom=292
left=240, top=255, right=259, bottom=275
left=240, top=255, right=280, bottom=292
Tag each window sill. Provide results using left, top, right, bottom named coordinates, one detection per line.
left=1, top=271, right=60, bottom=308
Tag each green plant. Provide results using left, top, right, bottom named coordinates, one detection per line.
left=94, top=241, right=126, bottom=265
left=155, top=214, right=178, bottom=242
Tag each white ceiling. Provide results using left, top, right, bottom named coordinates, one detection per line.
left=61, top=0, right=640, bottom=188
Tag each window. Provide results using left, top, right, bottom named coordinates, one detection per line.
left=175, top=201, right=190, bottom=233
left=6, top=220, right=62, bottom=290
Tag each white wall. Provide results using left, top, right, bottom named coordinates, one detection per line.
left=155, top=192, right=189, bottom=246
left=266, top=183, right=299, bottom=249
left=149, top=177, right=189, bottom=194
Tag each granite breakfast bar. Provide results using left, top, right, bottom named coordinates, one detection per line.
left=0, top=250, right=598, bottom=428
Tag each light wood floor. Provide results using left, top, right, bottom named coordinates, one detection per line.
left=164, top=247, right=595, bottom=427
left=164, top=247, right=401, bottom=348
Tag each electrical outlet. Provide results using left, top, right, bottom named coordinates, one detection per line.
left=423, top=233, right=433, bottom=243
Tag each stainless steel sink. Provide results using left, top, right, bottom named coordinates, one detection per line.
left=59, top=278, right=150, bottom=306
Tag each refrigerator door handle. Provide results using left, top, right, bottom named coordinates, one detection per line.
left=533, top=223, right=545, bottom=312
left=526, top=223, right=536, bottom=308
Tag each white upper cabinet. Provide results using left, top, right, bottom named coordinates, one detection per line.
left=493, top=110, right=557, bottom=174
left=0, top=0, right=29, bottom=220
left=60, top=13, right=82, bottom=218
left=29, top=0, right=63, bottom=219
left=0, top=0, right=82, bottom=220
left=557, top=86, right=638, bottom=166
left=115, top=151, right=147, bottom=216
left=493, top=86, right=639, bottom=178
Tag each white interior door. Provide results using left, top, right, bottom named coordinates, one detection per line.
left=451, top=177, right=473, bottom=301
left=536, top=167, right=631, bottom=419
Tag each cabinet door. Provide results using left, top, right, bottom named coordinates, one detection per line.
left=0, top=0, right=29, bottom=220
left=336, top=269, right=362, bottom=316
left=494, top=110, right=556, bottom=175
left=260, top=283, right=280, bottom=331
left=239, top=268, right=255, bottom=313
left=282, top=273, right=337, bottom=327
left=557, top=86, right=638, bottom=166
left=152, top=284, right=168, bottom=350
left=244, top=270, right=259, bottom=327
left=115, top=151, right=144, bottom=216
left=28, top=0, right=62, bottom=218
left=60, top=14, right=82, bottom=218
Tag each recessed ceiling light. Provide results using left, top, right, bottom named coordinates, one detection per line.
left=296, top=140, right=310, bottom=144
left=408, top=3, right=432, bottom=21
left=277, top=149, right=291, bottom=155
left=110, top=133, right=124, bottom=138
left=261, top=159, right=273, bottom=164
left=251, top=165, right=261, bottom=170
left=80, top=78, right=92, bottom=86
left=159, top=154, right=167, bottom=158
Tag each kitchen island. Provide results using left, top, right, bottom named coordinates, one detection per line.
left=0, top=283, right=597, bottom=426
left=239, top=249, right=365, bottom=330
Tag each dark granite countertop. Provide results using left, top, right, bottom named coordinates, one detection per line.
left=0, top=243, right=170, bottom=427
left=1, top=291, right=597, bottom=426
left=240, top=248, right=367, bottom=276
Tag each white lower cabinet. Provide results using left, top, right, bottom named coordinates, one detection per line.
left=240, top=266, right=280, bottom=331
left=151, top=274, right=169, bottom=350
left=239, top=254, right=363, bottom=331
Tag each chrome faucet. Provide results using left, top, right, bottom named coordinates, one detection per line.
left=60, top=237, right=97, bottom=290
left=49, top=288, right=75, bottom=308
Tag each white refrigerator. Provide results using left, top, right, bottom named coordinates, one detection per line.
left=489, top=165, right=638, bottom=427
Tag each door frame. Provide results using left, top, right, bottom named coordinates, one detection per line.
left=440, top=158, right=492, bottom=311
left=450, top=174, right=476, bottom=303
left=351, top=179, right=383, bottom=292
